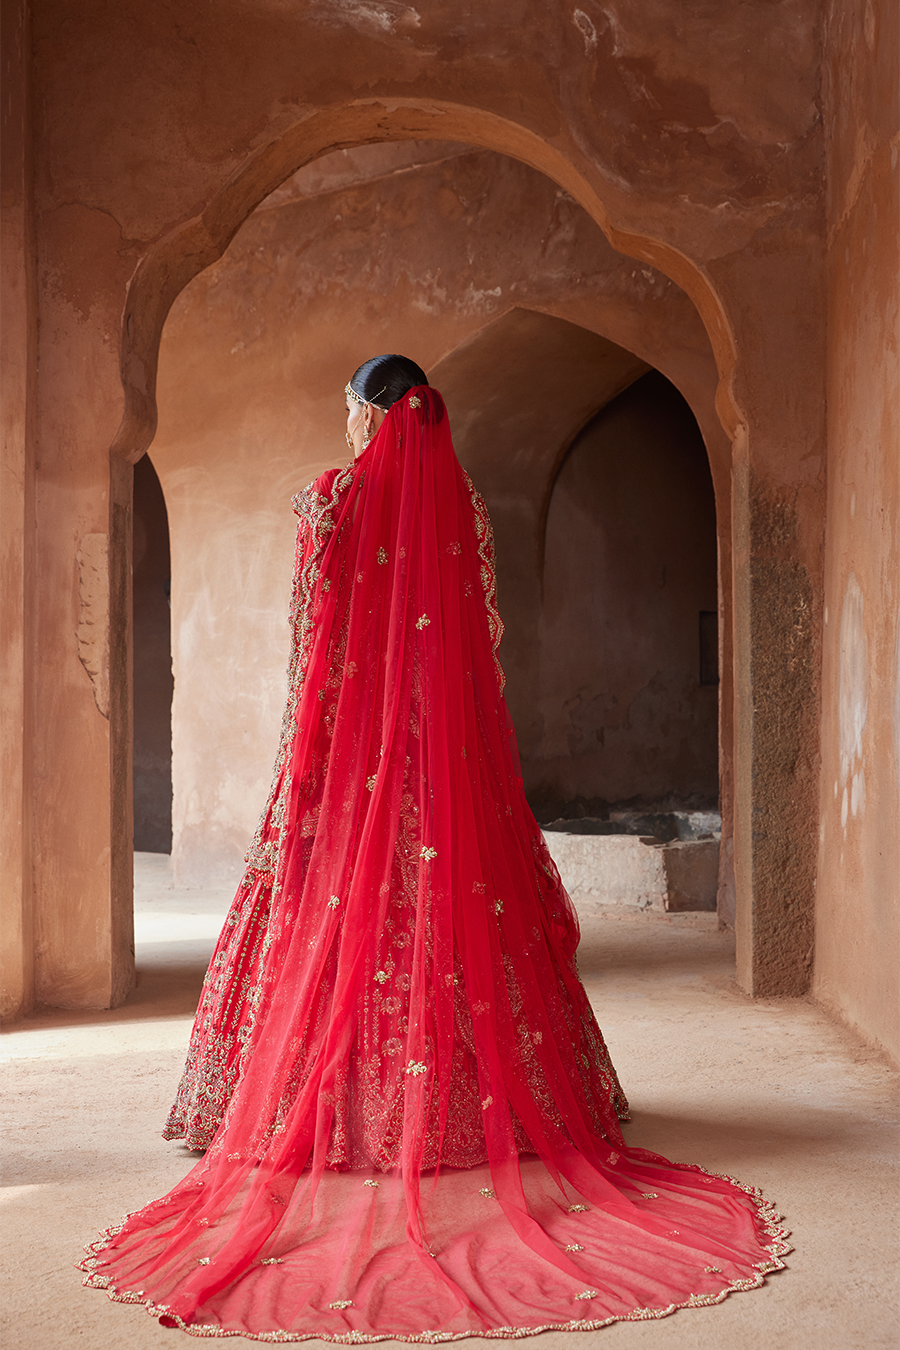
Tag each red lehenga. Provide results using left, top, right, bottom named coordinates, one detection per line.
left=81, top=388, right=789, bottom=1340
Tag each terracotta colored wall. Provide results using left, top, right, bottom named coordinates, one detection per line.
left=813, top=0, right=900, bottom=1062
left=151, top=147, right=726, bottom=885
left=0, top=0, right=36, bottom=1019
left=534, top=371, right=718, bottom=815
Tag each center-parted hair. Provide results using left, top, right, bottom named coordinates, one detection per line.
left=348, top=354, right=429, bottom=410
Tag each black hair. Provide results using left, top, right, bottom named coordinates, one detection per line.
left=348, top=354, right=429, bottom=410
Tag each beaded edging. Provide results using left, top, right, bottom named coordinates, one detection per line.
left=79, top=1167, right=791, bottom=1342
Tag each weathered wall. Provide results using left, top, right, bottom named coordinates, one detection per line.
left=151, top=147, right=725, bottom=884
left=535, top=371, right=718, bottom=815
left=813, top=0, right=900, bottom=1062
left=0, top=0, right=36, bottom=1019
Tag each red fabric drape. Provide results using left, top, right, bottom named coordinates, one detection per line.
left=81, top=388, right=789, bottom=1340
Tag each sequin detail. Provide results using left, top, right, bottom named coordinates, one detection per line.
left=568, top=1204, right=589, bottom=1213
left=479, top=1187, right=496, bottom=1198
left=565, top=1244, right=584, bottom=1252
left=377, top=547, right=388, bottom=564
left=576, top=1290, right=598, bottom=1301
left=363, top=1179, right=380, bottom=1188
left=420, top=846, right=437, bottom=861
left=406, top=1061, right=428, bottom=1077
left=328, top=895, right=341, bottom=910
left=408, top=395, right=422, bottom=408
left=415, top=615, right=430, bottom=630
left=328, top=1300, right=353, bottom=1310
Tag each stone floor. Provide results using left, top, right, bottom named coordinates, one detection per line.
left=1, top=853, right=897, bottom=1350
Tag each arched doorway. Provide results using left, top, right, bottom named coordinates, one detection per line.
left=145, top=142, right=729, bottom=909
left=132, top=453, right=173, bottom=853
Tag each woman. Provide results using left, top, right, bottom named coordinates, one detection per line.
left=82, top=355, right=788, bottom=1339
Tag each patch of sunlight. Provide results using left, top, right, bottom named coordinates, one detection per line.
left=134, top=913, right=225, bottom=943
left=1, top=1020, right=192, bottom=1063
left=0, top=1185, right=47, bottom=1205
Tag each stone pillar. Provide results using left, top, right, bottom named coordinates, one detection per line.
left=27, top=203, right=136, bottom=1011
left=728, top=250, right=826, bottom=996
left=0, top=0, right=36, bottom=1021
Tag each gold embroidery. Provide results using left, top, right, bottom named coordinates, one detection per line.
left=494, top=899, right=504, bottom=915
left=363, top=1179, right=380, bottom=1188
left=408, top=395, right=422, bottom=408
left=197, top=1257, right=211, bottom=1265
left=260, top=1258, right=284, bottom=1265
left=377, top=547, right=388, bottom=564
left=328, top=895, right=341, bottom=910
left=420, top=846, right=437, bottom=861
left=568, top=1204, right=589, bottom=1213
left=462, top=470, right=506, bottom=694
left=366, top=775, right=377, bottom=791
left=641, top=1192, right=659, bottom=1199
left=373, top=970, right=388, bottom=984
left=328, top=1300, right=353, bottom=1310
left=481, top=1095, right=493, bottom=1109
left=565, top=1244, right=584, bottom=1252
left=704, top=1266, right=722, bottom=1274
left=415, top=614, right=430, bottom=630
left=406, top=1060, right=427, bottom=1076
left=576, top=1290, right=598, bottom=1301
left=478, top=1187, right=495, bottom=1198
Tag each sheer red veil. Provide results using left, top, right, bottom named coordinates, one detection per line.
left=81, top=387, right=788, bottom=1339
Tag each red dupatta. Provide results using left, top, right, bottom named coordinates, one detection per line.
left=82, top=387, right=788, bottom=1340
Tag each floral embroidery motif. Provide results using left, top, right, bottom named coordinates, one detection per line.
left=366, top=775, right=377, bottom=791
left=406, top=1060, right=428, bottom=1076
left=479, top=1188, right=496, bottom=1198
left=463, top=470, right=506, bottom=694
left=481, top=1095, right=493, bottom=1109
left=641, top=1192, right=659, bottom=1199
left=420, top=846, right=437, bottom=861
left=328, top=895, right=341, bottom=910
left=408, top=395, right=422, bottom=408
left=565, top=1244, right=584, bottom=1252
left=568, top=1204, right=589, bottom=1213
left=197, top=1257, right=211, bottom=1266
left=377, top=547, right=388, bottom=564
left=260, top=1258, right=284, bottom=1265
left=363, top=1179, right=380, bottom=1188
left=415, top=614, right=430, bottom=630
left=494, top=899, right=504, bottom=915
left=704, top=1266, right=722, bottom=1274
left=374, top=970, right=388, bottom=984
left=328, top=1300, right=353, bottom=1310
left=575, top=1290, right=598, bottom=1301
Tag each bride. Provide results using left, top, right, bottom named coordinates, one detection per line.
left=81, top=354, right=788, bottom=1340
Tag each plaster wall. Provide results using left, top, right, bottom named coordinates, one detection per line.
left=813, top=0, right=900, bottom=1063
left=151, top=148, right=725, bottom=885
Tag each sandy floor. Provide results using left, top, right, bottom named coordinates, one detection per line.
left=1, top=853, right=897, bottom=1350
